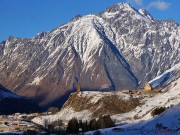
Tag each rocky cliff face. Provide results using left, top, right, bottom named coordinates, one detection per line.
left=0, top=3, right=179, bottom=108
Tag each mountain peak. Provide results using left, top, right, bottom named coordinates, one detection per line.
left=34, top=31, right=49, bottom=39
left=100, top=3, right=153, bottom=23
left=117, top=2, right=132, bottom=10
left=70, top=14, right=82, bottom=22
left=138, top=9, right=154, bottom=21
left=7, top=36, right=16, bottom=41
left=104, top=3, right=133, bottom=13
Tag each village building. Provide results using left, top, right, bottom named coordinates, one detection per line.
left=121, top=90, right=131, bottom=94
left=144, top=83, right=152, bottom=91
left=121, top=82, right=160, bottom=95
left=0, top=123, right=13, bottom=132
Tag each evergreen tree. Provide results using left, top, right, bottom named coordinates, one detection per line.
left=66, top=117, right=79, bottom=134
left=96, top=115, right=114, bottom=129
left=82, top=120, right=89, bottom=132
left=89, top=119, right=97, bottom=130
left=78, top=120, right=83, bottom=133
left=44, top=119, right=48, bottom=129
left=103, top=115, right=114, bottom=128
left=97, top=116, right=106, bottom=129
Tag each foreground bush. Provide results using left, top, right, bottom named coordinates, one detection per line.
left=151, top=107, right=166, bottom=117
left=66, top=117, right=79, bottom=134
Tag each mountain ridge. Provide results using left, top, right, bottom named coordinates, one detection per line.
left=0, top=84, right=40, bottom=114
left=0, top=3, right=179, bottom=108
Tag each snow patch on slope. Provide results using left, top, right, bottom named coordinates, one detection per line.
left=87, top=105, right=180, bottom=135
left=33, top=107, right=91, bottom=126
left=149, top=63, right=180, bottom=88
left=138, top=9, right=154, bottom=22
left=103, top=11, right=119, bottom=18
left=30, top=76, right=44, bottom=85
left=78, top=91, right=130, bottom=104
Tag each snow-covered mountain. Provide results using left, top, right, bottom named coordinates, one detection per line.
left=0, top=3, right=179, bottom=107
left=0, top=84, right=40, bottom=114
left=99, top=3, right=180, bottom=85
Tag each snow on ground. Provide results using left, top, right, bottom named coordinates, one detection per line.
left=85, top=77, right=180, bottom=135
left=33, top=76, right=180, bottom=127
left=112, top=77, right=180, bottom=124
left=32, top=65, right=180, bottom=134
left=77, top=91, right=131, bottom=104
left=32, top=91, right=131, bottom=125
left=86, top=104, right=180, bottom=135
left=33, top=107, right=92, bottom=126
left=149, top=63, right=180, bottom=88
left=33, top=77, right=180, bottom=125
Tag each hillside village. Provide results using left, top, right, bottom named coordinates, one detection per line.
left=0, top=83, right=163, bottom=134
left=0, top=113, right=45, bottom=133
left=0, top=84, right=160, bottom=132
left=122, top=83, right=161, bottom=95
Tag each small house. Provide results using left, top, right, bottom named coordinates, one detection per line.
left=121, top=90, right=130, bottom=94
left=0, top=123, right=12, bottom=132
left=144, top=83, right=152, bottom=91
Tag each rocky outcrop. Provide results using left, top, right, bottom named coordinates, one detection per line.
left=61, top=91, right=140, bottom=117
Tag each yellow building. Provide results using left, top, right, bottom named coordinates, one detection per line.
left=144, top=83, right=152, bottom=91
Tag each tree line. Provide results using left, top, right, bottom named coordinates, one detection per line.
left=66, top=115, right=114, bottom=134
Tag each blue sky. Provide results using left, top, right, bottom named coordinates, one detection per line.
left=0, top=0, right=179, bottom=42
